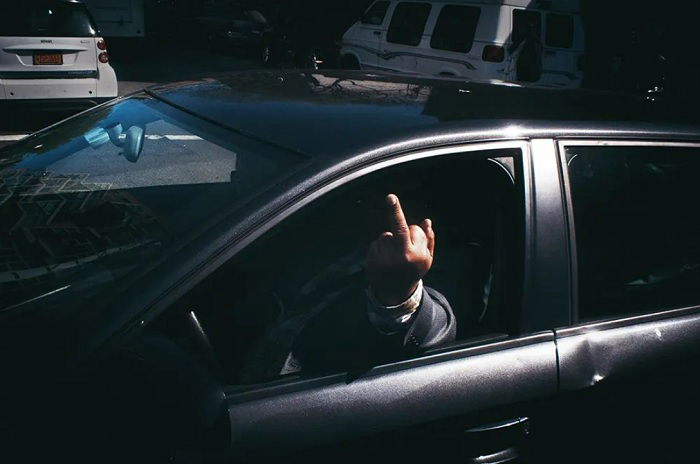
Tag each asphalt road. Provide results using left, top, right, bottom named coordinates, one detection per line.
left=0, top=45, right=258, bottom=150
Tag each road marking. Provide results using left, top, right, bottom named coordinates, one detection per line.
left=164, top=135, right=202, bottom=141
left=0, top=134, right=203, bottom=142
left=0, top=134, right=28, bottom=141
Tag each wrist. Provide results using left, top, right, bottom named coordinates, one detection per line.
left=368, top=280, right=423, bottom=312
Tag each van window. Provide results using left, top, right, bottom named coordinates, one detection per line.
left=361, top=1, right=391, bottom=26
left=545, top=13, right=573, bottom=48
left=565, top=145, right=700, bottom=321
left=430, top=5, right=481, bottom=53
left=512, top=9, right=541, bottom=48
left=0, top=1, right=97, bottom=38
left=387, top=2, right=432, bottom=46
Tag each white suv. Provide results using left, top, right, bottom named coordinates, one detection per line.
left=0, top=0, right=118, bottom=111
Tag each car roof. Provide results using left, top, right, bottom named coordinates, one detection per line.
left=149, top=70, right=700, bottom=161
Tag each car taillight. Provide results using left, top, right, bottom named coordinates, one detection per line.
left=98, top=52, right=109, bottom=63
left=97, top=39, right=107, bottom=50
left=482, top=45, right=504, bottom=63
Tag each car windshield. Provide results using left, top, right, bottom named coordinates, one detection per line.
left=0, top=94, right=305, bottom=313
left=0, top=1, right=98, bottom=38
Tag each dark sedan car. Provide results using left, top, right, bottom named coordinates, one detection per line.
left=1, top=70, right=700, bottom=463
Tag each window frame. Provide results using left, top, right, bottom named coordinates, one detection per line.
left=386, top=1, right=433, bottom=47
left=360, top=1, right=391, bottom=26
left=175, top=140, right=532, bottom=391
left=429, top=4, right=482, bottom=54
left=557, top=139, right=700, bottom=325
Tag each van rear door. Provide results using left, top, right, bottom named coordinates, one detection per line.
left=0, top=1, right=99, bottom=99
left=508, top=8, right=583, bottom=88
left=540, top=12, right=583, bottom=87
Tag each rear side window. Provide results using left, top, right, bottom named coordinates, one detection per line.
left=545, top=13, right=573, bottom=48
left=0, top=1, right=97, bottom=37
left=387, top=2, right=432, bottom=46
left=565, top=145, right=700, bottom=321
left=361, top=1, right=390, bottom=25
left=430, top=5, right=481, bottom=53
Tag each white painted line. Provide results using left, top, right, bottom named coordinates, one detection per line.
left=0, top=134, right=203, bottom=143
left=143, top=135, right=203, bottom=141
left=0, top=134, right=29, bottom=141
left=165, top=135, right=203, bottom=141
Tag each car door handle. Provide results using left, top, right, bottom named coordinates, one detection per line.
left=465, top=416, right=529, bottom=433
left=373, top=31, right=381, bottom=36
left=463, top=417, right=530, bottom=464
left=470, top=448, right=519, bottom=464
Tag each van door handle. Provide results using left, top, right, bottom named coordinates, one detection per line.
left=373, top=31, right=381, bottom=36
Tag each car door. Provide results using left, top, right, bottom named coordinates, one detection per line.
left=342, top=1, right=391, bottom=69
left=548, top=140, right=700, bottom=463
left=539, top=12, right=583, bottom=88
left=506, top=8, right=542, bottom=84
left=147, top=139, right=576, bottom=463
left=416, top=3, right=482, bottom=77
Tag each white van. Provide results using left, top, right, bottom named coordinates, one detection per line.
left=0, top=0, right=118, bottom=110
left=340, top=0, right=584, bottom=88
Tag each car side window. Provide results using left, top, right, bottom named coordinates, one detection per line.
left=430, top=5, right=481, bottom=53
left=361, top=1, right=390, bottom=26
left=387, top=2, right=432, bottom=46
left=165, top=150, right=524, bottom=385
left=565, top=145, right=700, bottom=321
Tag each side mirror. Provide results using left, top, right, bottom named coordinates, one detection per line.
left=121, top=125, right=145, bottom=163
left=106, top=123, right=124, bottom=147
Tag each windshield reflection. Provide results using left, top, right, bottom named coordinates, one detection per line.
left=0, top=95, right=304, bottom=312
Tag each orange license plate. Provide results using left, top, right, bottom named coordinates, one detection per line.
left=33, top=53, right=63, bottom=65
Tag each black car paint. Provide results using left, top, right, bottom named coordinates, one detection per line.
left=2, top=70, right=700, bottom=462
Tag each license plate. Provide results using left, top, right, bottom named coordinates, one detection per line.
left=33, top=53, right=63, bottom=65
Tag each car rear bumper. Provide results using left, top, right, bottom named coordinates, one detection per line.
left=0, top=96, right=115, bottom=112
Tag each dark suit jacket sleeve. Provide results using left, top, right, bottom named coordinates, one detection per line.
left=399, top=286, right=457, bottom=351
left=292, top=284, right=456, bottom=374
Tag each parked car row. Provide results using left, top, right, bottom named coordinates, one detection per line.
left=192, top=0, right=586, bottom=88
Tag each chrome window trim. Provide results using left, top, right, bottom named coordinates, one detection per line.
left=557, top=139, right=700, bottom=328
left=558, top=140, right=700, bottom=148
left=556, top=141, right=579, bottom=324
left=556, top=304, right=700, bottom=338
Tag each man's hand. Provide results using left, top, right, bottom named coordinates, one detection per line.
left=367, top=194, right=435, bottom=306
